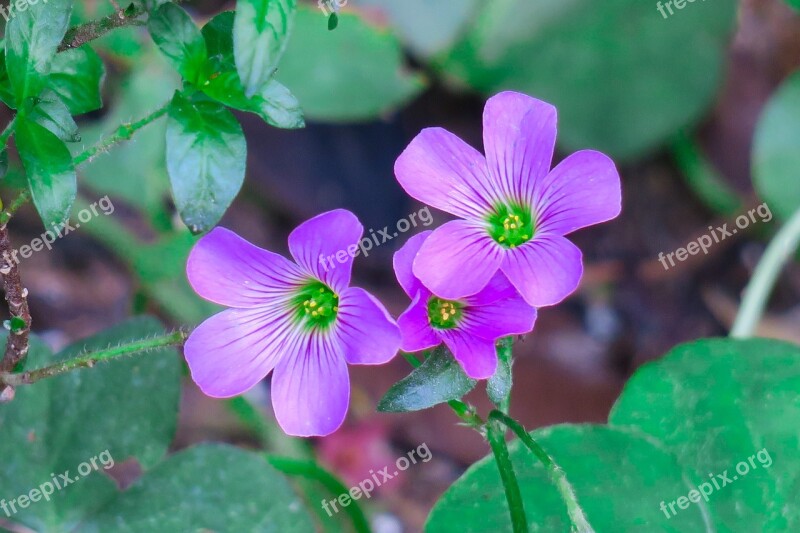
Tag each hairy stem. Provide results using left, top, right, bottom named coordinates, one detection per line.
left=58, top=4, right=147, bottom=52
left=490, top=411, right=595, bottom=533
left=0, top=330, right=187, bottom=388
left=0, top=116, right=17, bottom=148
left=73, top=103, right=170, bottom=166
left=731, top=206, right=800, bottom=337
left=487, top=419, right=528, bottom=533
left=0, top=225, right=32, bottom=375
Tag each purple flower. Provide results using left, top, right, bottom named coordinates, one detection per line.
left=394, top=91, right=621, bottom=306
left=394, top=232, right=537, bottom=379
left=184, top=210, right=401, bottom=437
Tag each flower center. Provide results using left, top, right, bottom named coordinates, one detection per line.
left=427, top=297, right=464, bottom=330
left=294, top=281, right=339, bottom=330
left=487, top=203, right=534, bottom=248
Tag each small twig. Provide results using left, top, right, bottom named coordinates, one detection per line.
left=0, top=116, right=17, bottom=148
left=0, top=225, right=32, bottom=375
left=58, top=4, right=147, bottom=52
left=0, top=330, right=188, bottom=388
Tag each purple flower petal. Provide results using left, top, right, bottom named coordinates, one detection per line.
left=394, top=127, right=497, bottom=220
left=187, top=227, right=306, bottom=308
left=483, top=91, right=557, bottom=206
left=463, top=270, right=521, bottom=307
left=440, top=330, right=498, bottom=379
left=184, top=306, right=295, bottom=397
left=397, top=292, right=440, bottom=352
left=501, top=234, right=583, bottom=307
left=393, top=231, right=432, bottom=298
left=335, top=287, right=401, bottom=365
left=413, top=220, right=504, bottom=300
left=462, top=295, right=537, bottom=340
left=535, top=150, right=622, bottom=235
left=289, top=209, right=363, bottom=293
left=271, top=332, right=350, bottom=437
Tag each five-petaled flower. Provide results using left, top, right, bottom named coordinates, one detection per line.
left=394, top=91, right=622, bottom=307
left=394, top=231, right=537, bottom=379
left=184, top=209, right=401, bottom=437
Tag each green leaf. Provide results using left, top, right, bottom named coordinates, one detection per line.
left=426, top=425, right=714, bottom=532
left=0, top=149, right=8, bottom=180
left=487, top=337, right=512, bottom=410
left=437, top=0, right=737, bottom=160
left=0, top=53, right=16, bottom=108
left=610, top=337, right=800, bottom=531
left=4, top=0, right=74, bottom=104
left=28, top=89, right=80, bottom=142
left=201, top=12, right=304, bottom=128
left=15, top=118, right=77, bottom=229
left=233, top=0, right=296, bottom=97
left=378, top=346, right=477, bottom=412
left=148, top=3, right=209, bottom=85
left=785, top=0, right=800, bottom=9
left=47, top=45, right=105, bottom=115
left=0, top=317, right=181, bottom=531
left=165, top=91, right=247, bottom=233
left=82, top=445, right=315, bottom=531
left=277, top=6, right=425, bottom=121
left=752, top=71, right=800, bottom=222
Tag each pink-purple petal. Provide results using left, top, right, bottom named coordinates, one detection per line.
left=413, top=220, right=504, bottom=300
left=461, top=296, right=537, bottom=340
left=335, top=287, right=401, bottom=365
left=394, top=127, right=498, bottom=220
left=397, top=292, right=440, bottom=353
left=483, top=91, right=557, bottom=206
left=463, top=270, right=521, bottom=307
left=184, top=306, right=296, bottom=398
left=187, top=227, right=306, bottom=308
left=393, top=231, right=432, bottom=298
left=501, top=234, right=584, bottom=307
left=440, top=330, right=498, bottom=380
left=271, top=332, right=350, bottom=437
left=534, top=150, right=622, bottom=235
left=288, top=209, right=363, bottom=293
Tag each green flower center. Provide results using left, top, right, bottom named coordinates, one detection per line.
left=294, top=281, right=339, bottom=330
left=427, top=297, right=464, bottom=330
left=487, top=203, right=534, bottom=248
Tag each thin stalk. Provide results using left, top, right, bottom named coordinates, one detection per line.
left=487, top=419, right=528, bottom=533
left=73, top=103, right=170, bottom=166
left=731, top=206, right=800, bottom=337
left=490, top=411, right=594, bottom=533
left=0, top=116, right=17, bottom=148
left=266, top=455, right=371, bottom=533
left=0, top=330, right=187, bottom=387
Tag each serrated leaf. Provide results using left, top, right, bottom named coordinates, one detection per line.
left=82, top=445, right=314, bottom=531
left=48, top=45, right=105, bottom=115
left=487, top=337, right=512, bottom=410
left=165, top=91, right=246, bottom=233
left=378, top=345, right=477, bottom=412
left=752, top=71, right=800, bottom=222
left=277, top=6, right=425, bottom=121
left=29, top=89, right=80, bottom=142
left=4, top=0, right=74, bottom=104
left=233, top=0, right=296, bottom=97
left=15, top=118, right=77, bottom=229
left=0, top=317, right=181, bottom=531
left=148, top=3, right=208, bottom=85
left=610, top=338, right=800, bottom=530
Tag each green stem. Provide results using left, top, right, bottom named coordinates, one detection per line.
left=266, top=455, right=371, bottom=533
left=0, top=116, right=16, bottom=148
left=73, top=103, right=170, bottom=166
left=0, top=330, right=187, bottom=387
left=490, top=411, right=594, bottom=533
left=731, top=206, right=800, bottom=338
left=0, top=190, right=32, bottom=226
left=487, top=419, right=528, bottom=533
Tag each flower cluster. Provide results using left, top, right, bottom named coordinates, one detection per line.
left=184, top=91, right=621, bottom=436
